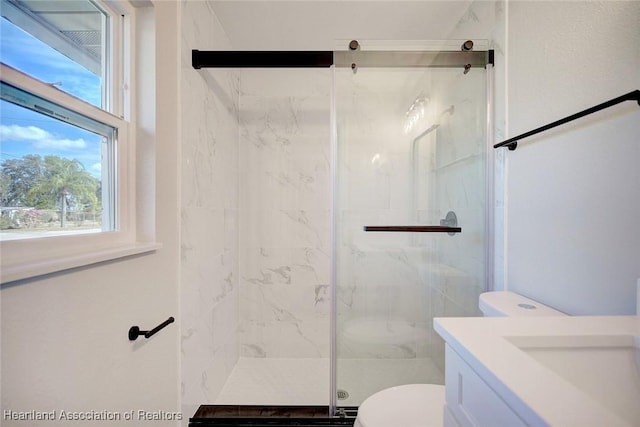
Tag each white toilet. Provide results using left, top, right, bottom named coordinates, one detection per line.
left=353, top=291, right=566, bottom=427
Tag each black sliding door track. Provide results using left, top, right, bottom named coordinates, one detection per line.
left=192, top=51, right=333, bottom=68
left=192, top=50, right=493, bottom=69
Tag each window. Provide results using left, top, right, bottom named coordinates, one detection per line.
left=0, top=1, right=157, bottom=283
left=0, top=0, right=107, bottom=107
left=1, top=81, right=117, bottom=239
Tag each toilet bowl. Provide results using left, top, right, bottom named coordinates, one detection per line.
left=353, top=384, right=445, bottom=427
left=353, top=291, right=566, bottom=427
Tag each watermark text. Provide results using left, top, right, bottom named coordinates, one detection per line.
left=3, top=409, right=183, bottom=422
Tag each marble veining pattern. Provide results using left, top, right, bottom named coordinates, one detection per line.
left=179, top=1, right=502, bottom=409
left=180, top=0, right=240, bottom=413
left=238, top=69, right=331, bottom=359
left=334, top=46, right=488, bottom=368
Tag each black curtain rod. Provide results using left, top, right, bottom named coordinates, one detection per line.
left=494, top=90, right=640, bottom=151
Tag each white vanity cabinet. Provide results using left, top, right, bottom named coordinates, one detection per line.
left=443, top=344, right=528, bottom=427
left=435, top=316, right=640, bottom=427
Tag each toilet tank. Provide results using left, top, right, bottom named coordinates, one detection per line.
left=479, top=291, right=566, bottom=317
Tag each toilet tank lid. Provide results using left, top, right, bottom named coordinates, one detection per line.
left=479, top=291, right=567, bottom=317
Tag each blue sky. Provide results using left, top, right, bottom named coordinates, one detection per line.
left=0, top=17, right=103, bottom=178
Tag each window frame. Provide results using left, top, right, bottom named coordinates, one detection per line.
left=0, top=1, right=158, bottom=283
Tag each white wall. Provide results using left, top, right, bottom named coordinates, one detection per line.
left=0, top=2, right=181, bottom=426
left=505, top=1, right=640, bottom=315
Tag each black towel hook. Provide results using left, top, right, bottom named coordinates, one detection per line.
left=129, top=317, right=174, bottom=341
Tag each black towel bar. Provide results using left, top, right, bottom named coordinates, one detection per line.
left=364, top=226, right=461, bottom=233
left=494, top=90, right=640, bottom=151
left=129, top=317, right=174, bottom=341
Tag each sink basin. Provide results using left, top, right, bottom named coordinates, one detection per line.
left=506, top=334, right=640, bottom=426
left=434, top=315, right=640, bottom=426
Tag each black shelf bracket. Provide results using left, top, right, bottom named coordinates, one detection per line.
left=494, top=89, right=640, bottom=151
left=129, top=317, right=175, bottom=341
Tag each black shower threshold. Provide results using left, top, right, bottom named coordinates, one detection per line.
left=189, top=405, right=357, bottom=427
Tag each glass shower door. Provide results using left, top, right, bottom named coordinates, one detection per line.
left=332, top=45, right=490, bottom=408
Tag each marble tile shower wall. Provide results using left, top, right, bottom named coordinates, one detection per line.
left=421, top=0, right=507, bottom=373
left=447, top=0, right=507, bottom=289
left=238, top=69, right=332, bottom=359
left=422, top=66, right=491, bottom=374
left=334, top=67, right=487, bottom=362
left=180, top=0, right=240, bottom=407
left=431, top=68, right=486, bottom=318
left=335, top=70, right=433, bottom=359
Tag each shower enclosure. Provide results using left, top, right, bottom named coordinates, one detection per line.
left=331, top=41, right=492, bottom=410
left=189, top=40, right=493, bottom=415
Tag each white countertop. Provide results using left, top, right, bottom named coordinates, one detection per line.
left=434, top=315, right=640, bottom=427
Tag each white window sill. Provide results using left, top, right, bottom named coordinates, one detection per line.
left=1, top=241, right=162, bottom=284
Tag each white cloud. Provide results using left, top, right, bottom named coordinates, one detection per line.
left=0, top=124, right=87, bottom=150
left=0, top=124, right=50, bottom=140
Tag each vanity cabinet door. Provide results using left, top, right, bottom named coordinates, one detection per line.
left=444, top=344, right=529, bottom=427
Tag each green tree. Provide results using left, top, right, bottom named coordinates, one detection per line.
left=0, top=154, right=45, bottom=206
left=27, top=156, right=98, bottom=228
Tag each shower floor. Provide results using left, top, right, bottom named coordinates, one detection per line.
left=215, top=357, right=444, bottom=407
